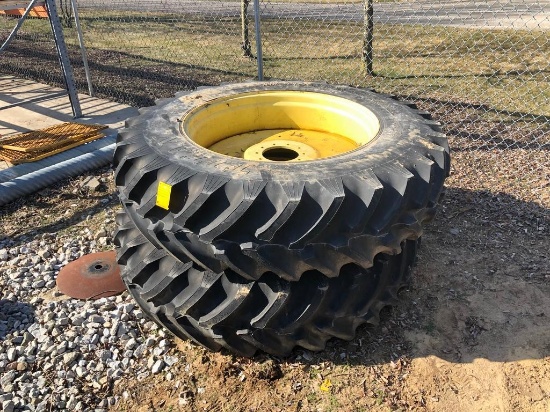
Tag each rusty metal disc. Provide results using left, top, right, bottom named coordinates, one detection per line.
left=56, top=251, right=125, bottom=300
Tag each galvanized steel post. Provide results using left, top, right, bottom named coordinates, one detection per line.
left=71, top=0, right=94, bottom=96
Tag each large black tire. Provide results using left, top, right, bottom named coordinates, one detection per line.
left=114, top=82, right=449, bottom=281
left=114, top=211, right=419, bottom=357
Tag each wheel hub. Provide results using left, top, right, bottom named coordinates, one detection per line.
left=181, top=90, right=380, bottom=162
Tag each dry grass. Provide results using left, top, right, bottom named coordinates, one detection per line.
left=11, top=11, right=546, bottom=119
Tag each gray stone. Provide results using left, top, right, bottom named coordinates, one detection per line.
left=36, top=376, right=47, bottom=389
left=24, top=343, right=37, bottom=356
left=75, top=366, right=87, bottom=378
left=133, top=344, right=146, bottom=359
left=151, top=360, right=165, bottom=374
left=1, top=385, right=13, bottom=394
left=164, top=356, right=178, bottom=367
left=6, top=348, right=16, bottom=362
left=1, top=370, right=16, bottom=387
left=62, top=352, right=80, bottom=366
left=37, top=250, right=50, bottom=259
left=124, top=338, right=137, bottom=351
left=111, top=369, right=124, bottom=379
left=99, top=350, right=112, bottom=362
left=2, top=400, right=15, bottom=412
left=89, top=334, right=99, bottom=345
left=109, top=320, right=120, bottom=337
left=83, top=177, right=102, bottom=192
left=89, top=315, right=105, bottom=324
left=51, top=327, right=63, bottom=338
left=28, top=387, right=40, bottom=400
left=42, top=362, right=54, bottom=371
left=8, top=270, right=24, bottom=280
left=56, top=342, right=67, bottom=355
left=21, top=332, right=34, bottom=346
left=11, top=336, right=23, bottom=345
left=153, top=347, right=166, bottom=357
left=66, top=395, right=77, bottom=410
left=116, top=323, right=128, bottom=337
left=121, top=303, right=134, bottom=313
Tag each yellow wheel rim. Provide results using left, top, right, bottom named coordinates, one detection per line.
left=181, top=90, right=380, bottom=162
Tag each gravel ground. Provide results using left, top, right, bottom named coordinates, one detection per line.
left=0, top=169, right=186, bottom=412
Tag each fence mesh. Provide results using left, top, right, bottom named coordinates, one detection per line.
left=1, top=0, right=549, bottom=204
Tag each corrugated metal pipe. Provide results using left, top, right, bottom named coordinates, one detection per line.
left=0, top=135, right=116, bottom=207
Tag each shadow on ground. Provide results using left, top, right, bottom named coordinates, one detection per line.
left=0, top=299, right=35, bottom=340
left=286, top=186, right=549, bottom=369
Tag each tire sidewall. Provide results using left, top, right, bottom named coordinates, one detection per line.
left=139, top=81, right=438, bottom=181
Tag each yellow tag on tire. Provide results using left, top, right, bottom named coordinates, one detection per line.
left=156, top=181, right=172, bottom=210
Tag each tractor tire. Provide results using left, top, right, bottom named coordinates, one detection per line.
left=114, top=211, right=419, bottom=357
left=114, top=81, right=449, bottom=281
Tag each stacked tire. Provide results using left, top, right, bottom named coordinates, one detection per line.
left=113, top=82, right=450, bottom=357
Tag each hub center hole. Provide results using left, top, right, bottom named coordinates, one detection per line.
left=262, top=147, right=299, bottom=161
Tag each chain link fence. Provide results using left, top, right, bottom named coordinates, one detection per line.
left=1, top=0, right=549, bottom=201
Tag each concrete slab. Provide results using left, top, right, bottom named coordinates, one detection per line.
left=0, top=75, right=138, bottom=171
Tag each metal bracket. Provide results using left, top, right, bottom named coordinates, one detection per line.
left=0, top=0, right=39, bottom=53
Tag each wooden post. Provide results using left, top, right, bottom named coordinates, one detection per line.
left=59, top=0, right=73, bottom=28
left=241, top=0, right=253, bottom=58
left=362, top=0, right=374, bottom=75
